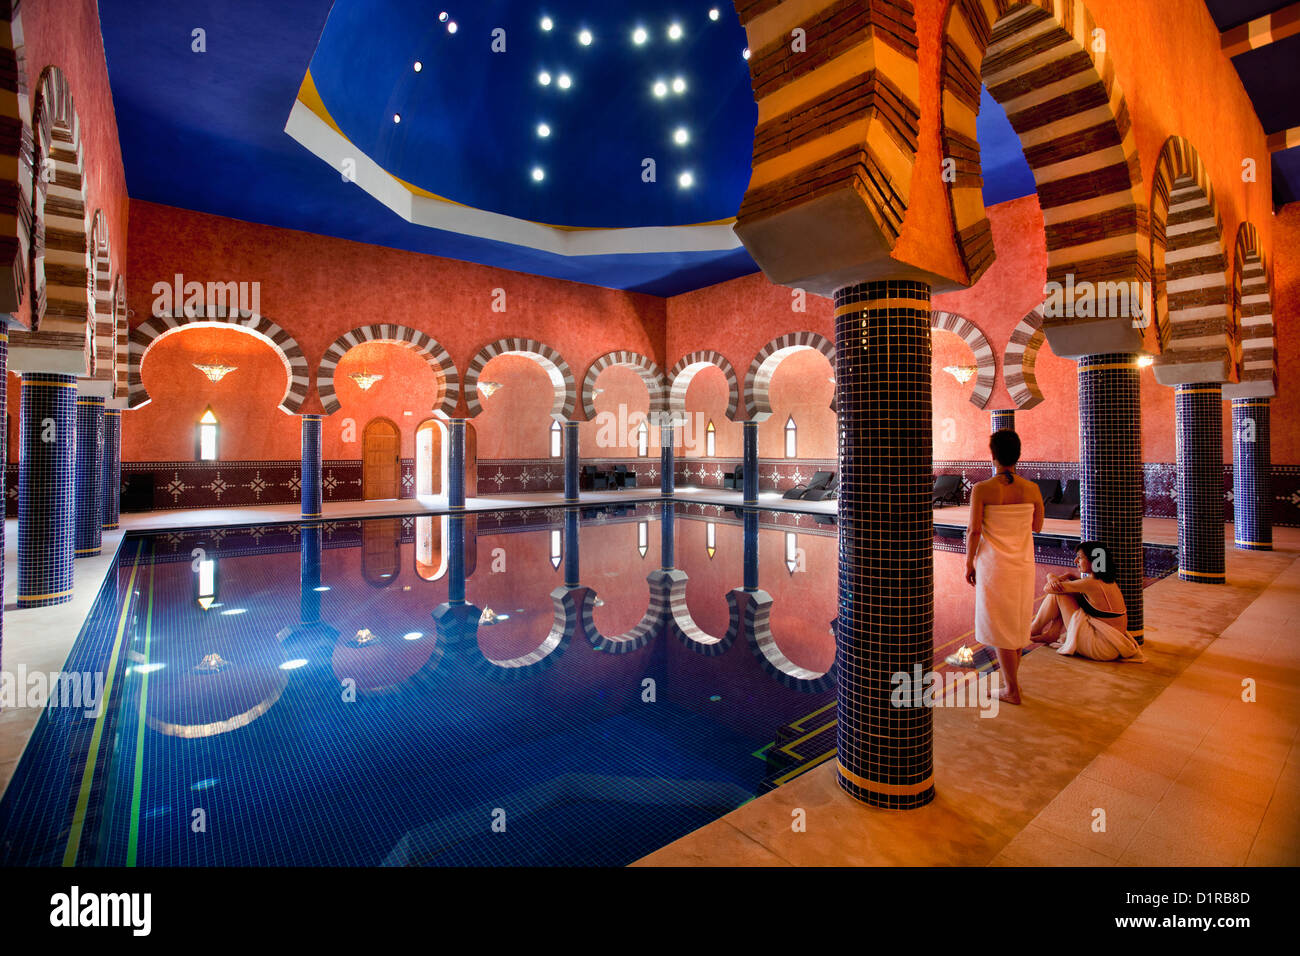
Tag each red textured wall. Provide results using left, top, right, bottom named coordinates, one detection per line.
left=126, top=200, right=667, bottom=416
left=1270, top=202, right=1299, bottom=465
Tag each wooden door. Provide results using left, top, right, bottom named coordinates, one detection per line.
left=362, top=518, right=400, bottom=587
left=363, top=418, right=400, bottom=500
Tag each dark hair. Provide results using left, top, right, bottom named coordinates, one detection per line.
left=1076, top=541, right=1117, bottom=582
left=989, top=430, right=1021, bottom=484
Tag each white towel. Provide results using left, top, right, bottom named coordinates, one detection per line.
left=974, top=503, right=1036, bottom=650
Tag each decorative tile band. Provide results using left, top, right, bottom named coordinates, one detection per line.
left=102, top=409, right=121, bottom=530
left=1232, top=399, right=1272, bottom=551
left=833, top=278, right=935, bottom=810
left=1175, top=384, right=1225, bottom=581
left=74, top=395, right=104, bottom=557
left=1078, top=354, right=1145, bottom=638
left=18, top=373, right=77, bottom=608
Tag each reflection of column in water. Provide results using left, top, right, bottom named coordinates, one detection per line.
left=563, top=507, right=580, bottom=588
left=742, top=421, right=759, bottom=504
left=448, top=514, right=466, bottom=604
left=660, top=501, right=675, bottom=570
left=660, top=422, right=675, bottom=496
left=743, top=507, right=759, bottom=591
left=299, top=524, right=322, bottom=623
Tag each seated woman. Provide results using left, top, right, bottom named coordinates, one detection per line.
left=1030, top=541, right=1146, bottom=662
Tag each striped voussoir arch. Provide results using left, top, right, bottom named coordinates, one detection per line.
left=732, top=0, right=920, bottom=289
left=87, top=209, right=116, bottom=386
left=1150, top=136, right=1230, bottom=369
left=112, top=275, right=128, bottom=399
left=317, top=324, right=459, bottom=417
left=580, top=575, right=669, bottom=654
left=1003, top=306, right=1046, bottom=409
left=931, top=310, right=995, bottom=408
left=745, top=331, right=836, bottom=421
left=0, top=0, right=32, bottom=316
left=465, top=337, right=576, bottom=421
left=128, top=313, right=310, bottom=414
left=667, top=350, right=740, bottom=422
left=941, top=0, right=1148, bottom=306
left=580, top=350, right=667, bottom=420
left=31, top=65, right=89, bottom=334
left=1231, top=223, right=1275, bottom=396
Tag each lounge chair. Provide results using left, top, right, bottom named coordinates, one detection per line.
left=783, top=470, right=833, bottom=500
left=580, top=465, right=609, bottom=491
left=932, top=474, right=962, bottom=508
left=1034, top=478, right=1062, bottom=504
left=803, top=474, right=839, bottom=501
left=722, top=463, right=744, bottom=491
left=611, top=464, right=636, bottom=489
left=1045, top=479, right=1080, bottom=519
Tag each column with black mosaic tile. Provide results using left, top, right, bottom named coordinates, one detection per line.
left=742, top=421, right=758, bottom=504
left=990, top=409, right=1015, bottom=433
left=101, top=407, right=122, bottom=530
left=74, top=393, right=105, bottom=558
left=448, top=419, right=466, bottom=509
left=1231, top=398, right=1271, bottom=551
left=1078, top=354, right=1144, bottom=637
left=562, top=420, right=579, bottom=502
left=300, top=414, right=322, bottom=519
left=18, top=373, right=78, bottom=608
left=660, top=421, right=674, bottom=497
left=833, top=279, right=934, bottom=809
left=1175, top=384, right=1225, bottom=582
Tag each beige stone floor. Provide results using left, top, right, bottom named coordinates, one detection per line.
left=635, top=539, right=1300, bottom=867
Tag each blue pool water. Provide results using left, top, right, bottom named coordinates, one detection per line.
left=0, top=502, right=1176, bottom=866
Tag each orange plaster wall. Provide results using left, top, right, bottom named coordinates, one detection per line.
left=681, top=366, right=743, bottom=458
left=325, top=344, right=443, bottom=458
left=757, top=348, right=836, bottom=459
left=579, top=364, right=651, bottom=459
left=125, top=201, right=668, bottom=416
left=1270, top=203, right=1299, bottom=465
left=471, top=354, right=558, bottom=460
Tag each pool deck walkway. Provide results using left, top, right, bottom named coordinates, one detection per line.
left=3, top=492, right=1298, bottom=867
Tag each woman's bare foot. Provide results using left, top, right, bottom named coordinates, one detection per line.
left=995, top=685, right=1022, bottom=705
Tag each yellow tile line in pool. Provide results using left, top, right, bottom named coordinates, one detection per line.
left=127, top=556, right=156, bottom=867
left=63, top=541, right=145, bottom=867
left=777, top=717, right=837, bottom=761
left=772, top=749, right=837, bottom=787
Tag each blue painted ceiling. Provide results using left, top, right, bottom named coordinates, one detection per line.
left=97, top=0, right=1037, bottom=295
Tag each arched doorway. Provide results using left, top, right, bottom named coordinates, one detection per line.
left=362, top=418, right=401, bottom=500
left=362, top=518, right=400, bottom=587
left=415, top=419, right=447, bottom=496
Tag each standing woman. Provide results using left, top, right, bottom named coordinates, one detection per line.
left=965, top=430, right=1045, bottom=704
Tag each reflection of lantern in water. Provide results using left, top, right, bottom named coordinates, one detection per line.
left=352, top=628, right=379, bottom=646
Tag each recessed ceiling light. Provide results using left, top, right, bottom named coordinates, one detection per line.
left=632, top=26, right=648, bottom=45
left=743, top=48, right=751, bottom=60
left=710, top=8, right=720, bottom=20
left=280, top=659, right=309, bottom=671
left=532, top=167, right=545, bottom=181
left=652, top=80, right=667, bottom=98
left=447, top=21, right=457, bottom=33
left=668, top=23, right=683, bottom=41
left=674, top=127, right=689, bottom=145
left=557, top=73, right=572, bottom=89
left=439, top=11, right=448, bottom=22
left=672, top=76, right=686, bottom=94
left=540, top=15, right=553, bottom=31
left=578, top=29, right=592, bottom=46
left=678, top=171, right=694, bottom=188
left=537, top=122, right=551, bottom=137
left=413, top=60, right=422, bottom=72
left=393, top=113, right=401, bottom=123
left=538, top=70, right=552, bottom=85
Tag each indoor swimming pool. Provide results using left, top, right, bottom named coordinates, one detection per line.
left=0, top=503, right=1178, bottom=867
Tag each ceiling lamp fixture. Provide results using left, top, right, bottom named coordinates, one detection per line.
left=194, top=362, right=236, bottom=383
left=446, top=21, right=458, bottom=34
left=578, top=29, right=593, bottom=46
left=652, top=80, right=667, bottom=98
left=742, top=47, right=751, bottom=60
left=678, top=171, right=694, bottom=188
left=350, top=371, right=384, bottom=391
left=668, top=23, right=683, bottom=41
left=393, top=113, right=401, bottom=124
left=540, top=15, right=553, bottom=31
left=1137, top=354, right=1155, bottom=368
left=413, top=60, right=422, bottom=72
left=478, top=381, right=503, bottom=398
left=194, top=653, right=229, bottom=674
left=557, top=73, right=572, bottom=89
left=673, top=127, right=689, bottom=145
left=632, top=26, right=648, bottom=45
left=351, top=628, right=379, bottom=646
left=671, top=76, right=687, bottom=94
left=710, top=8, right=721, bottom=20
left=531, top=167, right=545, bottom=182
left=538, top=70, right=552, bottom=86
left=439, top=12, right=448, bottom=22
left=943, top=365, right=978, bottom=384
left=537, top=122, right=550, bottom=137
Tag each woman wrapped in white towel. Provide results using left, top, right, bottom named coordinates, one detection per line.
left=1030, top=540, right=1146, bottom=663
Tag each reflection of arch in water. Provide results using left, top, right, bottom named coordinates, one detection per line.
left=580, top=571, right=671, bottom=654
left=462, top=586, right=577, bottom=680
left=744, top=595, right=836, bottom=693
left=331, top=630, right=443, bottom=698
left=361, top=517, right=401, bottom=587
left=415, top=515, right=448, bottom=581
left=664, top=570, right=740, bottom=657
